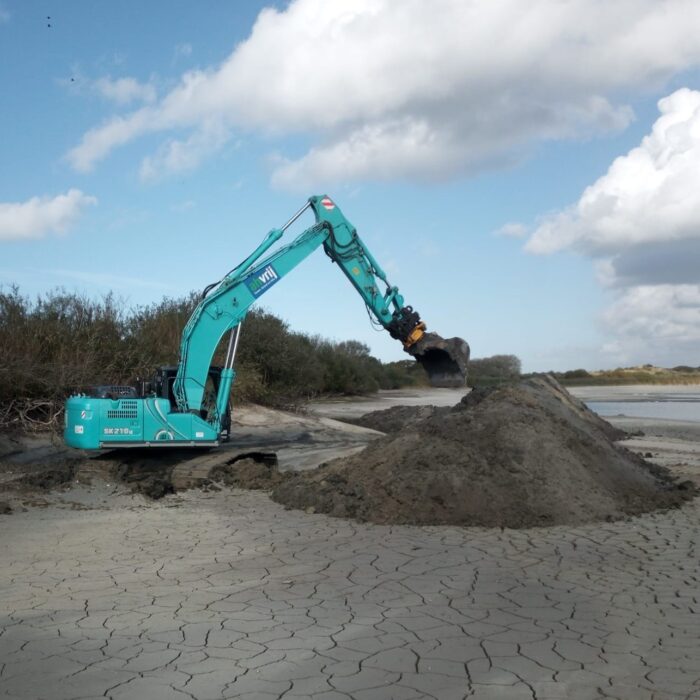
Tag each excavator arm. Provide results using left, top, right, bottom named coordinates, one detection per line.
left=313, top=197, right=469, bottom=384
left=173, top=195, right=468, bottom=421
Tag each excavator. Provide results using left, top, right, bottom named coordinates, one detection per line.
left=64, top=196, right=469, bottom=449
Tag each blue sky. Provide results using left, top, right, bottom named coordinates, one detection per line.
left=2, top=0, right=700, bottom=371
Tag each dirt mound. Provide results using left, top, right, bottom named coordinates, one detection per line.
left=108, top=450, right=195, bottom=499
left=272, top=375, right=694, bottom=527
left=0, top=437, right=285, bottom=502
left=108, top=450, right=282, bottom=498
left=345, top=405, right=438, bottom=433
left=210, top=455, right=283, bottom=489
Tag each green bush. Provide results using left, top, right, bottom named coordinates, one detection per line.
left=468, top=354, right=521, bottom=387
left=563, top=369, right=591, bottom=379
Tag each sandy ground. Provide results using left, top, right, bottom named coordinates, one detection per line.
left=1, top=386, right=700, bottom=699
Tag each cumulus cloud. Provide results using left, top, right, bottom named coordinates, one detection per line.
left=526, top=88, right=700, bottom=364
left=603, top=239, right=700, bottom=288
left=527, top=89, right=700, bottom=255
left=0, top=190, right=97, bottom=242
left=602, top=285, right=700, bottom=362
left=494, top=222, right=528, bottom=239
left=69, top=111, right=156, bottom=172
left=94, top=76, right=156, bottom=105
left=66, top=0, right=700, bottom=185
left=139, top=121, right=230, bottom=182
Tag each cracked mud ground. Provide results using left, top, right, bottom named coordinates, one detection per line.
left=2, top=391, right=700, bottom=700
left=3, top=489, right=700, bottom=700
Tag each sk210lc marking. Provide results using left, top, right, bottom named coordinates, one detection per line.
left=64, top=195, right=470, bottom=450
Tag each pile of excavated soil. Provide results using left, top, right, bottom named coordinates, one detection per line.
left=272, top=375, right=694, bottom=527
left=344, top=404, right=437, bottom=434
left=107, top=450, right=201, bottom=499
left=102, top=449, right=282, bottom=498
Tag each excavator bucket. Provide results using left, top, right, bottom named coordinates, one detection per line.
left=407, top=332, right=470, bottom=388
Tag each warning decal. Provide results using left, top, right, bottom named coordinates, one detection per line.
left=321, top=197, right=335, bottom=210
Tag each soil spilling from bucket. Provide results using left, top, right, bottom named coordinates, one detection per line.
left=271, top=375, right=694, bottom=527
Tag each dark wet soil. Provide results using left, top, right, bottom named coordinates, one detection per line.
left=209, top=454, right=282, bottom=490
left=343, top=404, right=438, bottom=433
left=271, top=376, right=695, bottom=527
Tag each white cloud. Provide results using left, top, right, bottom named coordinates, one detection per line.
left=525, top=88, right=700, bottom=364
left=602, top=285, right=700, bottom=364
left=139, top=121, right=230, bottom=181
left=67, top=0, right=700, bottom=184
left=527, top=89, right=700, bottom=255
left=604, top=285, right=700, bottom=342
left=0, top=190, right=97, bottom=242
left=494, top=222, right=528, bottom=238
left=69, top=110, right=156, bottom=172
left=94, top=76, right=156, bottom=105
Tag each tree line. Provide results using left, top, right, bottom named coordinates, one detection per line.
left=0, top=287, right=417, bottom=430
left=0, top=286, right=523, bottom=431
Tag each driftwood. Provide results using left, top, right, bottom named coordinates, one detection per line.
left=0, top=399, right=64, bottom=433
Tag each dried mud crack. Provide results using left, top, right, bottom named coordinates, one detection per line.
left=2, top=383, right=700, bottom=700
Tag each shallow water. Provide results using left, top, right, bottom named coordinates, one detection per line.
left=587, top=400, right=700, bottom=422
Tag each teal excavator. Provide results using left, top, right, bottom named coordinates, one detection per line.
left=64, top=196, right=469, bottom=449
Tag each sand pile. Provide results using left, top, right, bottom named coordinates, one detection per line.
left=272, top=375, right=693, bottom=527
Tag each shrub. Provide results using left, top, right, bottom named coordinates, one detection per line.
left=563, top=369, right=591, bottom=379
left=468, top=354, right=521, bottom=386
